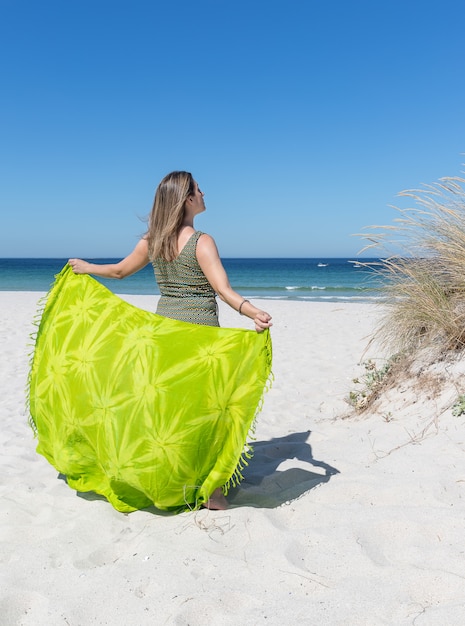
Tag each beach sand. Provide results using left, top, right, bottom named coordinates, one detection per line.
left=1, top=291, right=464, bottom=625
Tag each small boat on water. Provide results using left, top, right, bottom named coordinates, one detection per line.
left=317, top=263, right=328, bottom=267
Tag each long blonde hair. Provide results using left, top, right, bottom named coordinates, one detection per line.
left=146, top=171, right=195, bottom=262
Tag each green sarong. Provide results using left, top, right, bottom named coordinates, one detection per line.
left=28, top=265, right=272, bottom=513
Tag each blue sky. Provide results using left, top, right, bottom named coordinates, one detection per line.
left=1, top=0, right=465, bottom=258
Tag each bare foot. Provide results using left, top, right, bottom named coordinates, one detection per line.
left=203, top=487, right=228, bottom=510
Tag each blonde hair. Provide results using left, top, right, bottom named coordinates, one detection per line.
left=146, top=171, right=195, bottom=262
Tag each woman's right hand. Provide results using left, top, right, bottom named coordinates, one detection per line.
left=68, top=258, right=90, bottom=274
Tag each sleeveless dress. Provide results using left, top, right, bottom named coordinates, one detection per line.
left=152, top=231, right=219, bottom=326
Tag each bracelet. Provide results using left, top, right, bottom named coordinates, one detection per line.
left=238, top=299, right=249, bottom=315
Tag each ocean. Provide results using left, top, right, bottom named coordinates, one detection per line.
left=0, top=258, right=385, bottom=303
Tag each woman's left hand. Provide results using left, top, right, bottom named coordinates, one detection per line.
left=253, top=311, right=273, bottom=333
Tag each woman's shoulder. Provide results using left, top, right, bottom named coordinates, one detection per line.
left=195, top=232, right=220, bottom=261
left=196, top=231, right=216, bottom=247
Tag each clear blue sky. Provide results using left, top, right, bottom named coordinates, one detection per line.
left=1, top=0, right=464, bottom=258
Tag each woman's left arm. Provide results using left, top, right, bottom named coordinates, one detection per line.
left=196, top=234, right=272, bottom=332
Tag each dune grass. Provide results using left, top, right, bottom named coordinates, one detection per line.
left=359, top=174, right=465, bottom=356
left=347, top=172, right=465, bottom=414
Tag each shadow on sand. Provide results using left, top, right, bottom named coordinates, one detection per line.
left=227, top=430, right=339, bottom=509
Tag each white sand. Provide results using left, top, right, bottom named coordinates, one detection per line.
left=1, top=291, right=464, bottom=625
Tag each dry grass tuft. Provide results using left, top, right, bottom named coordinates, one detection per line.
left=358, top=174, right=465, bottom=358
left=349, top=171, right=465, bottom=416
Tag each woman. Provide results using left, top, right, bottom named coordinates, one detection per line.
left=67, top=171, right=272, bottom=510
left=69, top=171, right=272, bottom=333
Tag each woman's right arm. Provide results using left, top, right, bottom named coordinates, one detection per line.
left=69, top=238, right=150, bottom=279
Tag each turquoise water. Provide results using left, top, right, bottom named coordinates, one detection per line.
left=0, top=258, right=385, bottom=302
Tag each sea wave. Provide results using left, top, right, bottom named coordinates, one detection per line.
left=238, top=284, right=379, bottom=293
left=250, top=293, right=384, bottom=303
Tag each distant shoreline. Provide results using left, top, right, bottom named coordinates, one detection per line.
left=0, top=258, right=385, bottom=302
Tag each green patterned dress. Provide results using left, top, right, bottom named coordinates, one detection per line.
left=152, top=231, right=219, bottom=326
left=28, top=263, right=272, bottom=513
